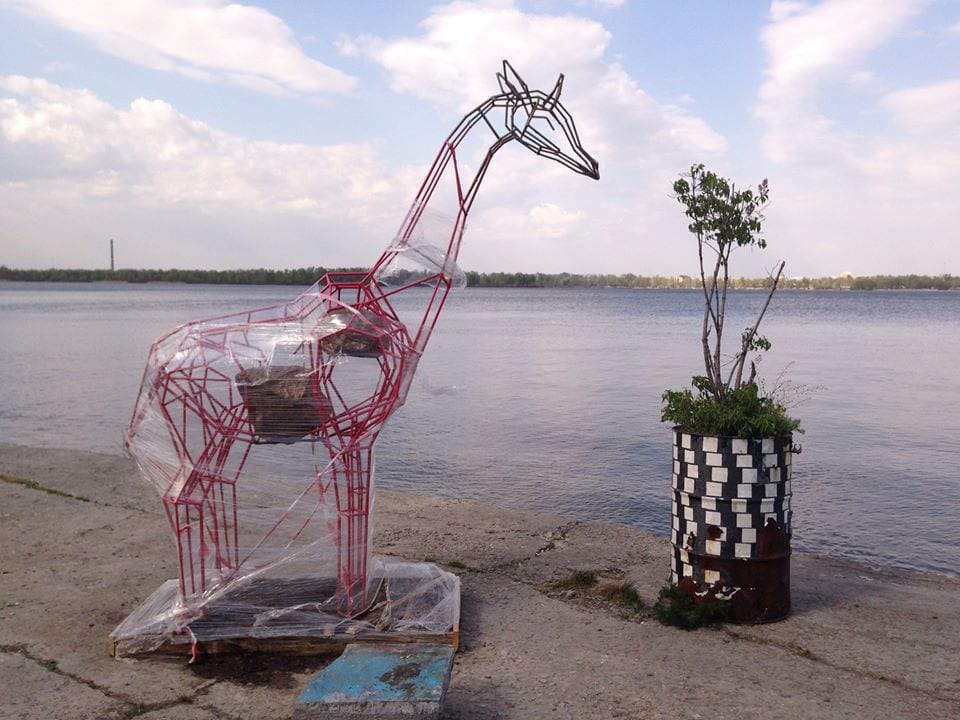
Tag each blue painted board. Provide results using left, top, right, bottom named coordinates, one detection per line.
left=298, top=643, right=455, bottom=705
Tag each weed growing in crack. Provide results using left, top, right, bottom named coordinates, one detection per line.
left=547, top=571, right=651, bottom=620
left=549, top=569, right=598, bottom=590
left=597, top=582, right=647, bottom=615
left=1, top=474, right=91, bottom=503
left=782, top=642, right=812, bottom=657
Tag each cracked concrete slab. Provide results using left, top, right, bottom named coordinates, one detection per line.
left=444, top=573, right=959, bottom=719
left=373, top=491, right=571, bottom=572
left=134, top=706, right=222, bottom=719
left=0, top=651, right=127, bottom=720
left=2, top=443, right=959, bottom=720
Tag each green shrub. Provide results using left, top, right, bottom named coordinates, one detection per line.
left=661, top=378, right=800, bottom=437
left=652, top=583, right=730, bottom=630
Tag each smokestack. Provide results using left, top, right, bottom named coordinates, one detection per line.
left=110, top=238, right=115, bottom=272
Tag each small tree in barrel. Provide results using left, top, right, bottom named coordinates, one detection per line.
left=662, top=163, right=798, bottom=438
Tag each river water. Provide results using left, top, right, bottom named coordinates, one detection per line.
left=1, top=282, right=957, bottom=575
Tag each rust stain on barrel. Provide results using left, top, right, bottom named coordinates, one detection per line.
left=698, top=520, right=792, bottom=623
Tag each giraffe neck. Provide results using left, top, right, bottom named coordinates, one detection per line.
left=368, top=94, right=513, bottom=280
left=347, top=93, right=516, bottom=390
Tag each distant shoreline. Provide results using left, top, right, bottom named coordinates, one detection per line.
left=1, top=266, right=958, bottom=291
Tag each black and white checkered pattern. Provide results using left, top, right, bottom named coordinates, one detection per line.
left=670, top=430, right=794, bottom=586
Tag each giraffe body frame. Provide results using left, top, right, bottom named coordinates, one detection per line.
left=126, top=61, right=599, bottom=620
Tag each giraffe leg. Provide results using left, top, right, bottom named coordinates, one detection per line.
left=332, top=442, right=376, bottom=616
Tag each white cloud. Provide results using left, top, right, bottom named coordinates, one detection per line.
left=358, top=0, right=610, bottom=111
left=6, top=0, right=356, bottom=95
left=846, top=69, right=876, bottom=88
left=41, top=60, right=69, bottom=73
left=754, top=0, right=960, bottom=276
left=756, top=0, right=924, bottom=173
left=758, top=0, right=924, bottom=162
left=528, top=203, right=586, bottom=238
left=353, top=0, right=727, bottom=273
left=0, top=75, right=402, bottom=269
left=335, top=34, right=360, bottom=58
left=768, top=1, right=810, bottom=23
left=883, top=79, right=960, bottom=133
left=577, top=0, right=627, bottom=8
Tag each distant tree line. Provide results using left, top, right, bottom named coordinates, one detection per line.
left=847, top=274, right=960, bottom=291
left=1, top=265, right=957, bottom=290
left=460, top=271, right=960, bottom=290
left=0, top=266, right=359, bottom=285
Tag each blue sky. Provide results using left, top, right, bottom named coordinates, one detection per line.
left=1, top=0, right=958, bottom=277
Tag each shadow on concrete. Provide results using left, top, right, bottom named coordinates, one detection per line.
left=188, top=652, right=334, bottom=689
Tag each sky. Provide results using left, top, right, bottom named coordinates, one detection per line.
left=1, top=0, right=958, bottom=277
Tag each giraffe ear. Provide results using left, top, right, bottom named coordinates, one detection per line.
left=497, top=70, right=514, bottom=95
left=499, top=59, right=529, bottom=96
left=545, top=73, right=564, bottom=108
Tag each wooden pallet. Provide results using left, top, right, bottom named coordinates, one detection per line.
left=110, top=574, right=460, bottom=660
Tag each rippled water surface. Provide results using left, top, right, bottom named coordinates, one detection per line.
left=2, top=282, right=958, bottom=574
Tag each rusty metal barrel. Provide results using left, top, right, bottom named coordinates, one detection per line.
left=670, top=429, right=794, bottom=623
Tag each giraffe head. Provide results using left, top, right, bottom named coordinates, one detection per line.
left=497, top=60, right=599, bottom=180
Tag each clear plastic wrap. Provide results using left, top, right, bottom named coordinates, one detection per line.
left=118, top=217, right=464, bottom=657
left=124, top=219, right=468, bottom=614
left=111, top=557, right=460, bottom=657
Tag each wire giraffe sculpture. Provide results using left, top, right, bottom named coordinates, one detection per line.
left=126, top=60, right=599, bottom=618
